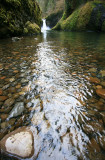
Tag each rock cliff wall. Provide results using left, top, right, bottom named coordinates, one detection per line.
left=54, top=0, right=105, bottom=32
left=0, top=0, right=41, bottom=38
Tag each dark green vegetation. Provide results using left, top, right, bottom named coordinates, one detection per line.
left=0, top=0, right=41, bottom=38
left=54, top=0, right=105, bottom=32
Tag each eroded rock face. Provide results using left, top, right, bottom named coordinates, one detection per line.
left=0, top=127, right=34, bottom=158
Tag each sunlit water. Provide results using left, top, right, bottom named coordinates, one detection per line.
left=0, top=30, right=105, bottom=160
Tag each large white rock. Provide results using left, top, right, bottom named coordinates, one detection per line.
left=5, top=131, right=33, bottom=158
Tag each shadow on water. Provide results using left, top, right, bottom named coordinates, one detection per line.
left=0, top=30, right=105, bottom=160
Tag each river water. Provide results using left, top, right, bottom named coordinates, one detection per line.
left=0, top=30, right=105, bottom=160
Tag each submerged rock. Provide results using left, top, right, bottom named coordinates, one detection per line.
left=0, top=96, right=8, bottom=102
left=86, top=77, right=100, bottom=84
left=96, top=89, right=105, bottom=99
left=0, top=127, right=34, bottom=158
left=101, top=81, right=105, bottom=87
left=98, top=136, right=105, bottom=150
left=100, top=70, right=105, bottom=77
left=0, top=88, right=3, bottom=95
left=8, top=102, right=24, bottom=119
left=4, top=98, right=15, bottom=108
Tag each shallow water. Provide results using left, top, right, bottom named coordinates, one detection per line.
left=0, top=31, right=105, bottom=160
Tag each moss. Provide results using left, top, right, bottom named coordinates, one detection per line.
left=54, top=1, right=105, bottom=32
left=24, top=21, right=41, bottom=35
left=0, top=0, right=41, bottom=38
left=77, top=2, right=95, bottom=30
left=61, top=8, right=80, bottom=31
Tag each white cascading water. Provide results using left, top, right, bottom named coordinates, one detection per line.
left=41, top=19, right=50, bottom=32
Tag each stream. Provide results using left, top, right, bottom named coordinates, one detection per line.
left=0, top=25, right=105, bottom=160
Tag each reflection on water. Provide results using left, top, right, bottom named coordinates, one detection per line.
left=0, top=31, right=105, bottom=160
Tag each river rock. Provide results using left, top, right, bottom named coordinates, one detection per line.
left=0, top=127, right=34, bottom=158
left=98, top=136, right=105, bottom=150
left=96, top=89, right=105, bottom=99
left=9, top=78, right=15, bottom=82
left=101, top=81, right=105, bottom=87
left=8, top=87, right=16, bottom=93
left=100, top=70, right=105, bottom=77
left=1, top=119, right=16, bottom=129
left=0, top=96, right=8, bottom=102
left=96, top=85, right=102, bottom=89
left=4, top=98, right=15, bottom=108
left=88, top=68, right=97, bottom=72
left=21, top=79, right=29, bottom=83
left=86, top=77, right=100, bottom=84
left=0, top=114, right=8, bottom=121
left=0, top=88, right=3, bottom=95
left=8, top=102, right=24, bottom=119
left=2, top=84, right=10, bottom=90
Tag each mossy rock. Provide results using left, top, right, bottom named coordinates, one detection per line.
left=46, top=10, right=63, bottom=28
left=0, top=0, right=41, bottom=38
left=54, top=1, right=105, bottom=32
left=24, top=21, right=41, bottom=35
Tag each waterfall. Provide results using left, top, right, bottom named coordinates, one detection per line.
left=41, top=19, right=50, bottom=32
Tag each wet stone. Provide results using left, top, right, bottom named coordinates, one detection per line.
left=96, top=85, right=102, bottom=89
left=4, top=98, right=15, bottom=107
left=98, top=136, right=105, bottom=150
left=16, top=84, right=21, bottom=89
left=26, top=102, right=33, bottom=108
left=88, top=138, right=100, bottom=153
left=86, top=77, right=100, bottom=84
left=8, top=102, right=24, bottom=119
left=1, top=119, right=16, bottom=129
left=9, top=78, right=15, bottom=82
left=21, top=79, right=29, bottom=83
left=8, top=87, right=16, bottom=93
left=100, top=112, right=105, bottom=125
left=0, top=96, right=8, bottom=102
left=0, top=88, right=3, bottom=95
left=0, top=106, right=12, bottom=114
left=88, top=68, right=97, bottom=72
left=0, top=114, right=8, bottom=121
left=100, top=70, right=105, bottom=77
left=2, top=84, right=10, bottom=90
left=96, top=89, right=105, bottom=99
left=101, top=81, right=105, bottom=87
left=0, top=127, right=34, bottom=158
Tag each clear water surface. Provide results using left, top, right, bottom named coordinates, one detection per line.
left=0, top=30, right=105, bottom=160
